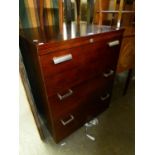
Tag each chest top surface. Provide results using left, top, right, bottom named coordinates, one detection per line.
left=20, top=22, right=124, bottom=45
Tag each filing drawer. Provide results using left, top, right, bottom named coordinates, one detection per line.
left=94, top=36, right=122, bottom=71
left=48, top=74, right=114, bottom=119
left=52, top=104, right=85, bottom=142
left=39, top=42, right=107, bottom=77
left=84, top=91, right=111, bottom=122
left=39, top=35, right=121, bottom=78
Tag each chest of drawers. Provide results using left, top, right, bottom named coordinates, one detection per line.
left=20, top=23, right=124, bottom=143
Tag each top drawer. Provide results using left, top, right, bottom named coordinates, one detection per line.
left=39, top=35, right=121, bottom=77
left=39, top=42, right=105, bottom=77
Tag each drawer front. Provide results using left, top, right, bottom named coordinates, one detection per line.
left=95, top=35, right=122, bottom=72
left=39, top=42, right=107, bottom=77
left=48, top=74, right=114, bottom=119
left=84, top=90, right=111, bottom=122
left=52, top=105, right=85, bottom=142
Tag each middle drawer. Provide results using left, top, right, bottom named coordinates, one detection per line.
left=48, top=74, right=114, bottom=119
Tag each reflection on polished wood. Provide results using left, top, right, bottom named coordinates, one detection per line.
left=20, top=22, right=122, bottom=44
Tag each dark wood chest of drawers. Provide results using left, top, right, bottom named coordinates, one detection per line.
left=20, top=23, right=124, bottom=143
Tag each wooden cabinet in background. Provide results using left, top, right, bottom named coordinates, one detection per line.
left=93, top=0, right=135, bottom=73
left=117, top=26, right=134, bottom=72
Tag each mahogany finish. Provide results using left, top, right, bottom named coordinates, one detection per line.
left=20, top=22, right=124, bottom=143
left=48, top=75, right=113, bottom=119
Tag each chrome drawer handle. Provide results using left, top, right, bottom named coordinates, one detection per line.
left=53, top=54, right=72, bottom=64
left=57, top=89, right=73, bottom=100
left=103, top=70, right=114, bottom=78
left=108, top=40, right=120, bottom=47
left=100, top=93, right=110, bottom=101
left=61, top=115, right=74, bottom=126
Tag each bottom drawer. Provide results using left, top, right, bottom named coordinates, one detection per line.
left=52, top=106, right=85, bottom=143
left=49, top=74, right=114, bottom=119
left=52, top=91, right=111, bottom=143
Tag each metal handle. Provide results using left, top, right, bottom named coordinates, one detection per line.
left=108, top=40, right=120, bottom=47
left=100, top=93, right=110, bottom=101
left=103, top=70, right=114, bottom=78
left=61, top=115, right=74, bottom=126
left=53, top=54, right=72, bottom=64
left=57, top=89, right=73, bottom=100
